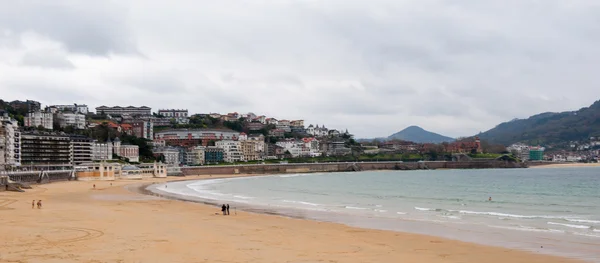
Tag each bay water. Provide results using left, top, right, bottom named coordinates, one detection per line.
left=152, top=167, right=600, bottom=261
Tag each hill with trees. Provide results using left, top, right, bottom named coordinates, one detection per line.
left=477, top=100, right=600, bottom=146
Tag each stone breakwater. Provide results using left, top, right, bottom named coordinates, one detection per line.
left=181, top=160, right=527, bottom=176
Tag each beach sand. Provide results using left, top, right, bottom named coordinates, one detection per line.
left=0, top=175, right=581, bottom=263
left=531, top=162, right=600, bottom=168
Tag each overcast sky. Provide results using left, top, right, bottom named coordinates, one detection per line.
left=1, top=1, right=599, bottom=138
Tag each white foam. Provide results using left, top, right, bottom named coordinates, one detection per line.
left=233, top=195, right=254, bottom=200
left=547, top=222, right=590, bottom=229
left=345, top=206, right=367, bottom=210
left=374, top=209, right=388, bottom=213
left=489, top=225, right=565, bottom=234
left=415, top=207, right=435, bottom=211
left=396, top=212, right=407, bottom=215
left=565, top=219, right=600, bottom=224
left=452, top=209, right=578, bottom=220
left=282, top=200, right=321, bottom=206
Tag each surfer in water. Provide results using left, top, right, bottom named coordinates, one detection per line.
left=488, top=197, right=492, bottom=201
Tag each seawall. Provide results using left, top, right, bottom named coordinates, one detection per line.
left=181, top=160, right=526, bottom=176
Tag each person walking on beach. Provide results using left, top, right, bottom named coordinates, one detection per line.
left=37, top=200, right=42, bottom=209
left=32, top=200, right=35, bottom=209
left=221, top=204, right=227, bottom=215
left=226, top=204, right=230, bottom=215
left=93, top=184, right=96, bottom=189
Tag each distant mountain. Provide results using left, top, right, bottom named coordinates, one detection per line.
left=388, top=126, right=455, bottom=143
left=478, top=100, right=600, bottom=146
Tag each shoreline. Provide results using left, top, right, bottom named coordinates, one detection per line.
left=144, top=174, right=597, bottom=262
left=0, top=175, right=585, bottom=263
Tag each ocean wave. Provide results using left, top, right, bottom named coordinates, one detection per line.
left=451, top=210, right=579, bottom=220
left=345, top=206, right=368, bottom=210
left=374, top=209, right=388, bottom=213
left=396, top=212, right=407, bottom=215
left=489, top=225, right=565, bottom=234
left=565, top=219, right=600, bottom=224
left=548, top=222, right=591, bottom=229
left=282, top=200, right=321, bottom=206
left=233, top=195, right=254, bottom=200
left=414, top=207, right=440, bottom=211
left=279, top=174, right=304, bottom=178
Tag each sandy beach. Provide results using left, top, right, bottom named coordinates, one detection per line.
left=531, top=163, right=600, bottom=168
left=0, top=175, right=582, bottom=263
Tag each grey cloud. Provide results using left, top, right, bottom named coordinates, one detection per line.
left=2, top=0, right=600, bottom=138
left=0, top=1, right=137, bottom=56
left=20, top=50, right=74, bottom=69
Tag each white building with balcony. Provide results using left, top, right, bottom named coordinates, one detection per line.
left=216, top=140, right=244, bottom=163
left=57, top=112, right=86, bottom=129
left=24, top=111, right=53, bottom=130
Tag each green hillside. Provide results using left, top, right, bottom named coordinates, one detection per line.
left=478, top=100, right=600, bottom=146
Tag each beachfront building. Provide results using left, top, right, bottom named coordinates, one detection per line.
left=20, top=133, right=73, bottom=170
left=240, top=140, right=260, bottom=161
left=204, top=147, right=224, bottom=164
left=154, top=129, right=241, bottom=147
left=70, top=136, right=93, bottom=165
left=215, top=140, right=243, bottom=163
left=320, top=140, right=351, bottom=156
left=158, top=109, right=189, bottom=124
left=92, top=140, right=113, bottom=161
left=95, top=106, right=152, bottom=116
left=24, top=111, right=53, bottom=130
left=276, top=139, right=304, bottom=158
left=57, top=112, right=86, bottom=129
left=529, top=147, right=545, bottom=161
left=0, top=112, right=21, bottom=169
left=153, top=147, right=180, bottom=166
left=118, top=145, right=140, bottom=163
left=185, top=146, right=205, bottom=165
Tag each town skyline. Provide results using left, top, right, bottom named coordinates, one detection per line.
left=2, top=1, right=600, bottom=138
left=3, top=96, right=600, bottom=140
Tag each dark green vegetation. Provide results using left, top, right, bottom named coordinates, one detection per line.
left=478, top=100, right=600, bottom=146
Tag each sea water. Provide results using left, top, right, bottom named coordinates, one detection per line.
left=152, top=167, right=600, bottom=262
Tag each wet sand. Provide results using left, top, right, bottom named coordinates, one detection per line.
left=0, top=174, right=582, bottom=263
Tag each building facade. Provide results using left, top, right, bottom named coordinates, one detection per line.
left=153, top=147, right=180, bottom=166
left=158, top=109, right=189, bottom=124
left=50, top=104, right=89, bottom=114
left=70, top=136, right=93, bottom=165
left=24, top=111, right=53, bottom=130
left=131, top=120, right=153, bottom=140
left=0, top=113, right=21, bottom=169
left=92, top=140, right=113, bottom=161
left=20, top=133, right=73, bottom=169
left=95, top=106, right=151, bottom=116
left=185, top=146, right=205, bottom=166
left=215, top=140, right=243, bottom=163
left=204, top=147, right=224, bottom=163
left=240, top=140, right=260, bottom=161
left=154, top=129, right=241, bottom=147
left=57, top=112, right=86, bottom=129
left=119, top=145, right=140, bottom=163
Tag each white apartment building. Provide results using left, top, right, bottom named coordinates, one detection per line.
left=215, top=140, right=244, bottom=163
left=0, top=113, right=21, bottom=168
left=57, top=112, right=86, bottom=129
left=153, top=147, right=180, bottom=166
left=24, top=111, right=53, bottom=130
left=92, top=140, right=113, bottom=161
left=50, top=104, right=89, bottom=114
left=276, top=139, right=304, bottom=158
left=158, top=109, right=189, bottom=124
